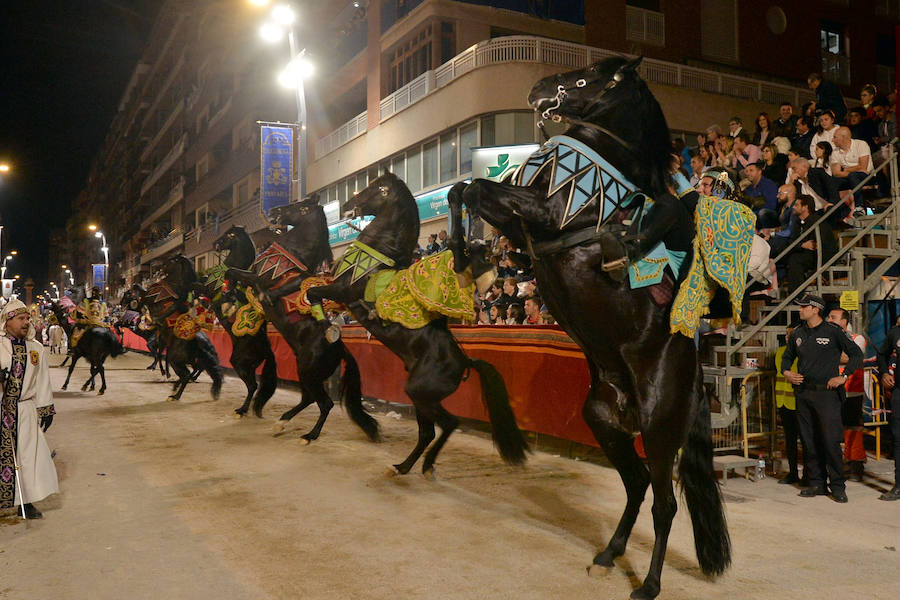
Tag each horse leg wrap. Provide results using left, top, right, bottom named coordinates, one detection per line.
left=310, top=304, right=326, bottom=321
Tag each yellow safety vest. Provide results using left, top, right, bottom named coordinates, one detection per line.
left=775, top=345, right=797, bottom=411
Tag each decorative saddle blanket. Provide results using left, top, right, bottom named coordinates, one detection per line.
left=670, top=195, right=756, bottom=337
left=334, top=241, right=396, bottom=284
left=369, top=250, right=474, bottom=329
left=251, top=242, right=309, bottom=290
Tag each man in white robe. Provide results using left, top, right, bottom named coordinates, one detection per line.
left=0, top=299, right=59, bottom=519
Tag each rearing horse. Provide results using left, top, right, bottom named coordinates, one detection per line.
left=450, top=57, right=730, bottom=599
left=221, top=201, right=379, bottom=444
left=304, top=173, right=529, bottom=476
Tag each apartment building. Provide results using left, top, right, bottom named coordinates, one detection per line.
left=67, top=0, right=899, bottom=295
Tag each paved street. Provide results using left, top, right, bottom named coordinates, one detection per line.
left=1, top=352, right=898, bottom=600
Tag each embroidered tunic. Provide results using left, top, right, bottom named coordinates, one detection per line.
left=0, top=334, right=59, bottom=508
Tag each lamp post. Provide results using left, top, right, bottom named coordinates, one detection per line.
left=255, top=1, right=313, bottom=201
left=2, top=254, right=13, bottom=279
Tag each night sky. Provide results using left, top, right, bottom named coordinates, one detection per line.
left=0, top=0, right=161, bottom=291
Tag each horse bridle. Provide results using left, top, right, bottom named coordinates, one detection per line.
left=535, top=67, right=639, bottom=157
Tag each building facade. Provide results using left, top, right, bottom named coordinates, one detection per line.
left=67, top=0, right=898, bottom=297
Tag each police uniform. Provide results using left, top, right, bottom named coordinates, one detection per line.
left=781, top=294, right=863, bottom=498
left=876, top=324, right=900, bottom=500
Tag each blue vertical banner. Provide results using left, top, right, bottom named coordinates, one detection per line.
left=260, top=125, right=294, bottom=216
left=92, top=264, right=106, bottom=290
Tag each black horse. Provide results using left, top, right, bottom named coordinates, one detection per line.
left=49, top=302, right=125, bottom=395
left=198, top=230, right=279, bottom=417
left=144, top=256, right=224, bottom=403
left=116, top=287, right=168, bottom=377
left=219, top=211, right=378, bottom=443
left=449, top=57, right=730, bottom=599
left=302, top=174, right=528, bottom=476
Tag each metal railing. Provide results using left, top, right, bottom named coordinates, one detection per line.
left=318, top=35, right=819, bottom=158
left=314, top=111, right=368, bottom=159
left=727, top=140, right=900, bottom=362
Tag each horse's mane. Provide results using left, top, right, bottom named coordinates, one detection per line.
left=279, top=204, right=333, bottom=270
left=581, top=56, right=672, bottom=199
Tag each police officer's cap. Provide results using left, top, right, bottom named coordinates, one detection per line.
left=796, top=293, right=825, bottom=310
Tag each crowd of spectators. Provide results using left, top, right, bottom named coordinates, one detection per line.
left=681, top=75, right=897, bottom=298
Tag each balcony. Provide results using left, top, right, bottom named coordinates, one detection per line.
left=140, top=176, right=185, bottom=233
left=315, top=111, right=368, bottom=160
left=140, top=229, right=184, bottom=265
left=316, top=35, right=817, bottom=159
left=141, top=132, right=187, bottom=197
left=140, top=99, right=184, bottom=163
left=183, top=200, right=268, bottom=257
left=625, top=6, right=665, bottom=47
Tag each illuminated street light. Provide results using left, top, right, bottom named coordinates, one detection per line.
left=258, top=22, right=283, bottom=43
left=0, top=164, right=9, bottom=173
left=248, top=0, right=269, bottom=6
left=88, top=224, right=97, bottom=232
left=271, top=4, right=296, bottom=25
left=10, top=250, right=16, bottom=255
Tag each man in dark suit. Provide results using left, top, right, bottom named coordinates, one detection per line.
left=784, top=195, right=837, bottom=294
left=790, top=117, right=816, bottom=159
left=808, top=73, right=847, bottom=123
left=789, top=158, right=846, bottom=222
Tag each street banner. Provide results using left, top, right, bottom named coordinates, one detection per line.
left=1, top=279, right=12, bottom=300
left=260, top=125, right=294, bottom=217
left=92, top=264, right=106, bottom=291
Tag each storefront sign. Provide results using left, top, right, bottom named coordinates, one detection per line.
left=471, top=144, right=540, bottom=182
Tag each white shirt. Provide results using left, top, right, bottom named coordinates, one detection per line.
left=748, top=235, right=771, bottom=284
left=798, top=178, right=829, bottom=210
left=831, top=139, right=873, bottom=174
left=809, top=127, right=836, bottom=158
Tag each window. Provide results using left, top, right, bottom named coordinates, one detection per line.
left=196, top=204, right=209, bottom=229
left=514, top=113, right=535, bottom=144
left=391, top=154, right=406, bottom=181
left=423, top=140, right=438, bottom=188
left=406, top=148, right=422, bottom=193
left=356, top=172, right=368, bottom=195
left=196, top=155, right=209, bottom=182
left=820, top=22, right=850, bottom=85
left=234, top=179, right=250, bottom=208
left=196, top=255, right=207, bottom=273
left=196, top=107, right=209, bottom=137
left=440, top=133, right=457, bottom=183
left=388, top=25, right=433, bottom=93
left=700, top=0, right=738, bottom=64
left=459, top=122, right=477, bottom=174
left=481, top=115, right=495, bottom=146
left=820, top=25, right=844, bottom=55
left=440, top=22, right=455, bottom=64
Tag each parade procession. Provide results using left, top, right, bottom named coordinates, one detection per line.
left=3, top=1, right=900, bottom=599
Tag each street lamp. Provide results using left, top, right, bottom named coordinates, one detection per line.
left=95, top=231, right=109, bottom=266
left=65, top=269, right=74, bottom=286
left=255, top=1, right=312, bottom=200
left=2, top=254, right=13, bottom=279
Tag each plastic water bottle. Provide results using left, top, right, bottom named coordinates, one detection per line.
left=755, top=456, right=766, bottom=481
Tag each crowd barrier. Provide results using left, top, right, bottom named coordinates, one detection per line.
left=122, top=325, right=598, bottom=446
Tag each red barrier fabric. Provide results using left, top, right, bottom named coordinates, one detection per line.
left=123, top=324, right=597, bottom=447
left=123, top=329, right=149, bottom=353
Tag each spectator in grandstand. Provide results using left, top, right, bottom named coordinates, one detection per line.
left=825, top=307, right=868, bottom=483
left=769, top=184, right=799, bottom=257
left=811, top=141, right=834, bottom=175
left=876, top=319, right=900, bottom=500
left=520, top=279, right=538, bottom=299
left=498, top=277, right=519, bottom=309
left=831, top=126, right=873, bottom=208
left=489, top=302, right=507, bottom=326
left=860, top=83, right=878, bottom=120
left=496, top=237, right=517, bottom=278
left=523, top=296, right=543, bottom=325
left=540, top=310, right=555, bottom=325
left=784, top=195, right=836, bottom=294
left=772, top=102, right=799, bottom=138
left=483, top=278, right=503, bottom=307
left=791, top=117, right=816, bottom=159
left=732, top=131, right=761, bottom=170
left=697, top=143, right=714, bottom=169
left=506, top=303, right=525, bottom=325
left=424, top=233, right=440, bottom=255
left=810, top=110, right=838, bottom=157
left=712, top=136, right=734, bottom=168
left=743, top=161, right=779, bottom=213
left=753, top=112, right=773, bottom=147
left=689, top=154, right=708, bottom=187
left=742, top=211, right=773, bottom=321
left=847, top=107, right=878, bottom=152
left=706, top=124, right=723, bottom=144
left=801, top=101, right=817, bottom=120
left=437, top=229, right=448, bottom=251
left=808, top=73, right=848, bottom=123
left=788, top=158, right=841, bottom=213
left=761, top=143, right=788, bottom=185
left=873, top=96, right=897, bottom=148
left=728, top=116, right=744, bottom=138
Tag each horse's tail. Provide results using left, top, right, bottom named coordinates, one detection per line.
left=251, top=348, right=278, bottom=415
left=678, top=371, right=731, bottom=576
left=469, top=358, right=528, bottom=465
left=340, top=345, right=379, bottom=441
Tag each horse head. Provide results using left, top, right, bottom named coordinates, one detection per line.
left=269, top=193, right=320, bottom=226
left=529, top=55, right=671, bottom=197
left=347, top=173, right=413, bottom=218
left=162, top=255, right=197, bottom=295
left=270, top=194, right=333, bottom=272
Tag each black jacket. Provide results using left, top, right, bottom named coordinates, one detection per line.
left=815, top=80, right=848, bottom=123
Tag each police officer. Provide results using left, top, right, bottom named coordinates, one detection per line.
left=781, top=293, right=863, bottom=503
left=876, top=318, right=900, bottom=501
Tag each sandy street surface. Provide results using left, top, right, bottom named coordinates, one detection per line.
left=0, top=352, right=898, bottom=600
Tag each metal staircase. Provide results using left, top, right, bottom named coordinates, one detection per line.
left=704, top=142, right=900, bottom=458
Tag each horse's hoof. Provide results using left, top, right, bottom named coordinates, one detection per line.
left=587, top=564, right=614, bottom=578
left=61, top=386, right=67, bottom=391
left=272, top=420, right=287, bottom=433
left=167, top=396, right=178, bottom=402
left=629, top=585, right=659, bottom=600
left=422, top=468, right=436, bottom=481
left=299, top=437, right=311, bottom=446
left=233, top=412, right=244, bottom=419
left=384, top=466, right=401, bottom=477
left=97, top=390, right=104, bottom=396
